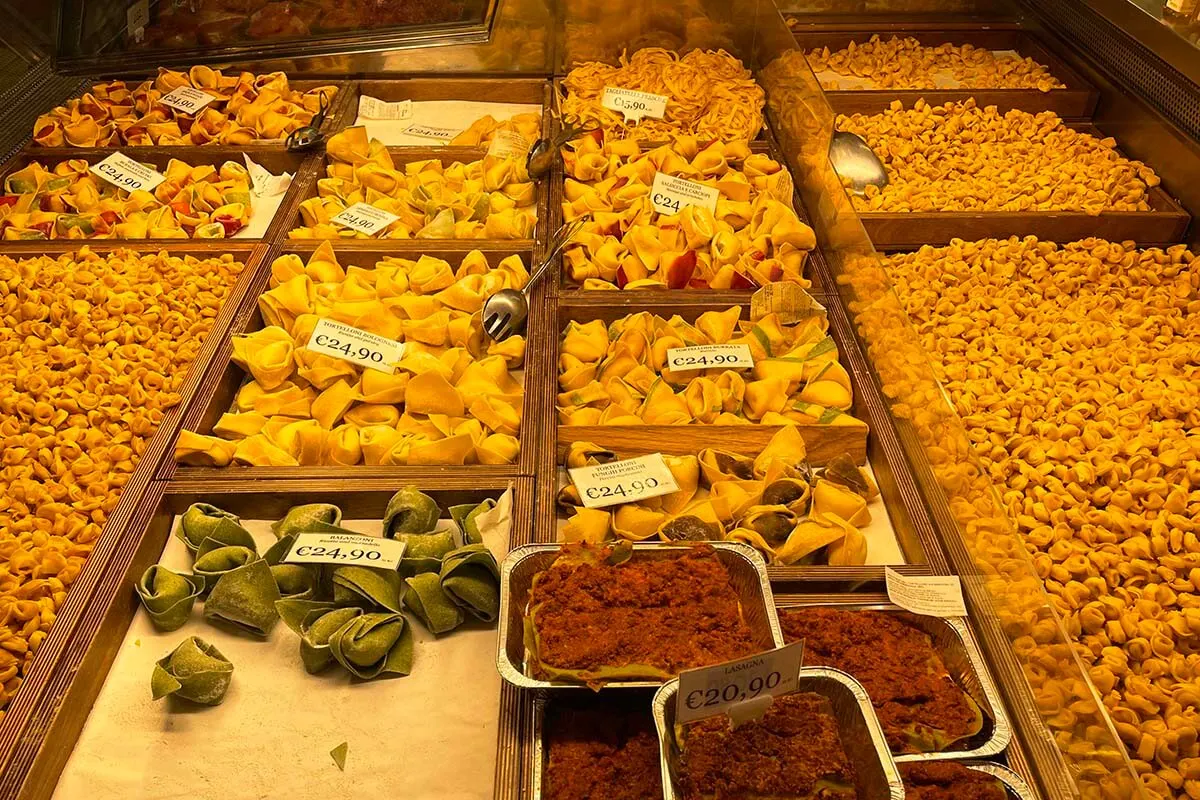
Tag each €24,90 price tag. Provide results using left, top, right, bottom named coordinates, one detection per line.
left=307, top=318, right=405, bottom=374
left=403, top=123, right=460, bottom=142
left=650, top=172, right=719, bottom=216
left=568, top=454, right=680, bottom=509
left=330, top=202, right=400, bottom=236
left=284, top=532, right=407, bottom=570
left=89, top=152, right=167, bottom=193
left=601, top=87, right=668, bottom=122
left=665, top=344, right=754, bottom=372
left=676, top=642, right=807, bottom=725
left=159, top=86, right=218, bottom=115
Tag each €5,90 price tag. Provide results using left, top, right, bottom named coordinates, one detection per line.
left=650, top=172, right=719, bottom=216
left=601, top=87, right=668, bottom=122
left=568, top=454, right=680, bottom=509
left=330, top=202, right=400, bottom=237
left=89, top=152, right=167, bottom=193
left=665, top=344, right=754, bottom=372
left=159, top=86, right=218, bottom=115
left=676, top=641, right=806, bottom=725
left=284, top=532, right=407, bottom=570
left=307, top=318, right=405, bottom=374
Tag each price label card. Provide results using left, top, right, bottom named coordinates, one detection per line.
left=284, top=532, right=407, bottom=570
left=126, top=0, right=149, bottom=40
left=569, top=454, right=680, bottom=509
left=331, top=202, right=400, bottom=236
left=358, top=96, right=413, bottom=121
left=403, top=123, right=459, bottom=142
left=89, top=152, right=166, bottom=193
left=750, top=283, right=826, bottom=324
left=487, top=129, right=531, bottom=160
left=770, top=169, right=795, bottom=204
left=650, top=172, right=719, bottom=216
left=677, top=642, right=807, bottom=725
left=307, top=318, right=405, bottom=374
left=665, top=344, right=753, bottom=372
left=886, top=567, right=967, bottom=617
left=243, top=154, right=291, bottom=197
left=602, top=87, right=668, bottom=122
left=159, top=86, right=218, bottom=115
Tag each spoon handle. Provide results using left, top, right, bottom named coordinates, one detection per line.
left=523, top=216, right=588, bottom=295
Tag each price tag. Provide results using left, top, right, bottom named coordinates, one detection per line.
left=886, top=567, right=967, bottom=617
left=307, top=318, right=405, bottom=374
left=677, top=642, right=806, bottom=725
left=665, top=344, right=753, bottom=371
left=159, top=86, right=218, bottom=115
left=602, top=87, right=668, bottom=122
left=569, top=454, right=680, bottom=509
left=126, top=0, right=149, bottom=41
left=331, top=202, right=400, bottom=237
left=403, top=123, right=459, bottom=142
left=487, top=129, right=530, bottom=160
left=89, top=152, right=166, bottom=193
left=243, top=154, right=291, bottom=197
left=358, top=96, right=413, bottom=121
left=650, top=172, right=719, bottom=216
left=284, top=532, right=407, bottom=570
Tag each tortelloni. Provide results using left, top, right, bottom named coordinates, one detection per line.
left=289, top=126, right=537, bottom=240
left=448, top=113, right=542, bottom=148
left=557, top=432, right=880, bottom=566
left=175, top=244, right=528, bottom=468
left=33, top=66, right=336, bottom=147
left=557, top=307, right=866, bottom=427
left=560, top=134, right=815, bottom=289
left=0, top=159, right=252, bottom=240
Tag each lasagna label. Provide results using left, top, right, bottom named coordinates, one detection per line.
left=677, top=641, right=807, bottom=725
left=885, top=568, right=967, bottom=617
left=569, top=454, right=679, bottom=509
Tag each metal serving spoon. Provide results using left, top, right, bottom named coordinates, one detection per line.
left=286, top=90, right=332, bottom=152
left=483, top=216, right=589, bottom=342
left=526, top=121, right=599, bottom=181
left=829, top=130, right=888, bottom=195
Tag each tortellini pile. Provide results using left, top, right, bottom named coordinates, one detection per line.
left=33, top=66, right=337, bottom=147
left=561, top=135, right=815, bottom=289
left=448, top=113, right=542, bottom=147
left=558, top=308, right=864, bottom=426
left=558, top=430, right=878, bottom=566
left=175, top=244, right=527, bottom=467
left=0, top=158, right=252, bottom=240
left=289, top=126, right=537, bottom=240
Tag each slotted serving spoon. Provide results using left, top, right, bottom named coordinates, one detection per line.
left=483, top=216, right=589, bottom=342
left=285, top=89, right=332, bottom=152
left=829, top=130, right=888, bottom=194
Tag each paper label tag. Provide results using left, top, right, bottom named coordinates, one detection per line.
left=358, top=96, right=413, bottom=121
left=159, top=86, right=217, bottom=115
left=487, top=129, right=530, bottom=160
left=750, top=282, right=827, bottom=324
left=403, top=123, right=459, bottom=142
left=89, top=152, right=166, bottom=193
left=569, top=454, right=680, bottom=509
left=650, top=172, right=719, bottom=216
left=331, top=202, right=399, bottom=236
left=243, top=154, right=291, bottom=197
left=770, top=169, right=795, bottom=204
left=602, top=87, right=668, bottom=122
left=284, top=532, right=406, bottom=570
left=126, top=0, right=149, bottom=40
left=676, top=642, right=806, bottom=725
left=666, top=344, right=754, bottom=372
left=307, top=318, right=405, bottom=374
left=886, top=568, right=967, bottom=617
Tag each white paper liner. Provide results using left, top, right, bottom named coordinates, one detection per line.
left=235, top=157, right=292, bottom=239
left=816, top=50, right=1026, bottom=91
left=356, top=99, right=542, bottom=146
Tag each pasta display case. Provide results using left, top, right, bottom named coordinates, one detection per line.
left=0, top=0, right=1195, bottom=798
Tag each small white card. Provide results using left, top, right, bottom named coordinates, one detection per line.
left=487, top=129, right=531, bottom=160
left=602, top=87, right=668, bottom=122
left=885, top=567, right=967, bottom=617
left=89, top=152, right=166, bottom=193
left=771, top=169, right=795, bottom=204
left=665, top=344, right=754, bottom=372
left=284, top=532, right=407, bottom=570
left=676, top=642, right=807, bottom=725
left=159, top=86, right=218, bottom=115
left=330, top=202, right=399, bottom=236
left=358, top=96, right=414, bottom=121
left=243, top=154, right=291, bottom=197
left=307, top=318, right=405, bottom=374
left=650, top=172, right=719, bottom=216
left=569, top=453, right=680, bottom=509
left=403, top=123, right=459, bottom=142
left=126, top=0, right=149, bottom=40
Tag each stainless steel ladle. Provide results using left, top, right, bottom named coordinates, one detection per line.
left=483, top=216, right=589, bottom=341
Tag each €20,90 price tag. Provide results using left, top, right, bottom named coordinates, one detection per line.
left=358, top=96, right=413, bottom=121
left=666, top=344, right=754, bottom=372
left=307, top=318, right=405, bottom=374
left=650, top=172, right=719, bottom=216
left=89, top=152, right=167, bottom=193
left=676, top=641, right=807, bottom=725
left=403, top=123, right=460, bottom=142
left=159, top=86, right=218, bottom=115
left=601, top=87, right=668, bottom=122
left=331, top=202, right=400, bottom=237
left=285, top=532, right=407, bottom=570
left=569, top=454, right=680, bottom=509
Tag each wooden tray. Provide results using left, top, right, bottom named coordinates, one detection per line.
left=792, top=28, right=1098, bottom=117
left=0, top=476, right=534, bottom=800
left=162, top=243, right=548, bottom=481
